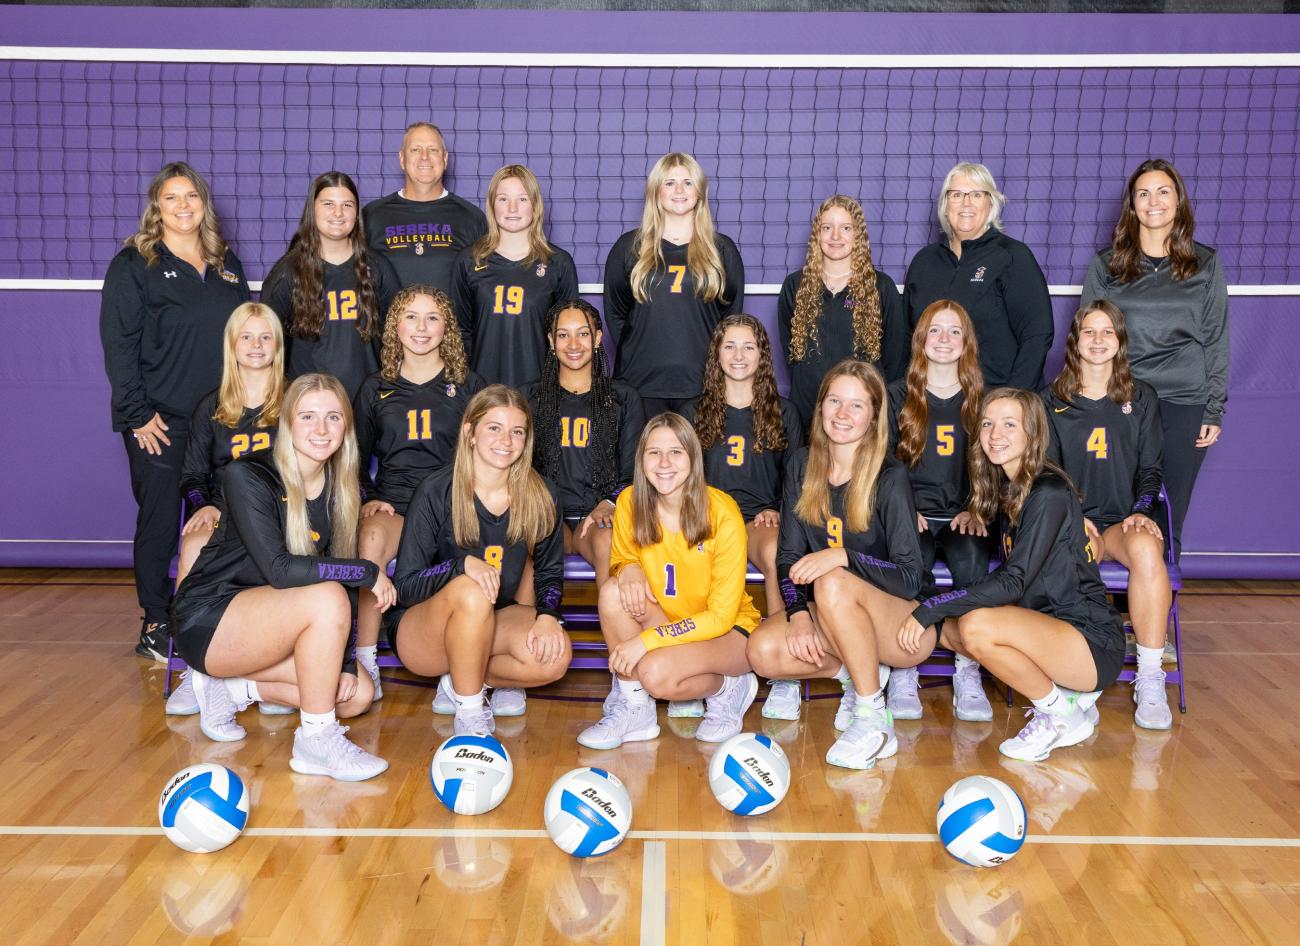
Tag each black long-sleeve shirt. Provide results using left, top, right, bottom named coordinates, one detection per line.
left=450, top=247, right=580, bottom=387
left=904, top=230, right=1053, bottom=389
left=776, top=449, right=923, bottom=618
left=353, top=368, right=486, bottom=514
left=1081, top=244, right=1229, bottom=426
left=523, top=380, right=645, bottom=520
left=100, top=244, right=250, bottom=430
left=180, top=389, right=276, bottom=512
left=886, top=380, right=971, bottom=520
left=603, top=230, right=745, bottom=400
left=777, top=270, right=909, bottom=428
left=1042, top=381, right=1164, bottom=530
left=911, top=473, right=1124, bottom=663
left=362, top=191, right=488, bottom=293
left=685, top=398, right=805, bottom=521
left=392, top=465, right=565, bottom=620
left=259, top=252, right=401, bottom=401
left=175, top=454, right=379, bottom=607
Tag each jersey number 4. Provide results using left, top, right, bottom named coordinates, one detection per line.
left=1087, top=427, right=1108, bottom=460
left=493, top=285, right=524, bottom=315
left=231, top=432, right=271, bottom=459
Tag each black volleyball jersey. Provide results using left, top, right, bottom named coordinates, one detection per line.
left=603, top=231, right=745, bottom=399
left=886, top=380, right=971, bottom=520
left=180, top=389, right=276, bottom=512
left=362, top=191, right=488, bottom=293
left=776, top=449, right=923, bottom=617
left=450, top=248, right=580, bottom=387
left=523, top=380, right=645, bottom=520
left=392, top=466, right=564, bottom=620
left=912, top=473, right=1124, bottom=658
left=260, top=252, right=401, bottom=401
left=353, top=368, right=486, bottom=514
left=685, top=398, right=805, bottom=521
left=777, top=270, right=909, bottom=428
left=1042, top=381, right=1164, bottom=529
left=100, top=245, right=251, bottom=430
left=175, top=454, right=378, bottom=607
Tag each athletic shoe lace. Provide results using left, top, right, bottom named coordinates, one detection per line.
left=1015, top=707, right=1055, bottom=742
left=1134, top=671, right=1165, bottom=704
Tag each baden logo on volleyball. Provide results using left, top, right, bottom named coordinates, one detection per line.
left=544, top=768, right=633, bottom=858
left=159, top=764, right=250, bottom=854
left=430, top=734, right=513, bottom=816
left=708, top=732, right=790, bottom=817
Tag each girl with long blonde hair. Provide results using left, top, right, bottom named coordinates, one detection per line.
left=171, top=373, right=394, bottom=781
left=578, top=413, right=761, bottom=750
left=778, top=195, right=909, bottom=429
left=603, top=153, right=745, bottom=415
left=390, top=385, right=569, bottom=735
left=881, top=299, right=993, bottom=724
left=746, top=360, right=927, bottom=770
left=351, top=285, right=484, bottom=699
left=451, top=164, right=579, bottom=386
left=906, top=389, right=1125, bottom=763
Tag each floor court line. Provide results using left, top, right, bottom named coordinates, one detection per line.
left=639, top=840, right=666, bottom=946
left=3, top=825, right=1299, bottom=848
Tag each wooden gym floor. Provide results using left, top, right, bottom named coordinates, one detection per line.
left=1, top=569, right=1299, bottom=946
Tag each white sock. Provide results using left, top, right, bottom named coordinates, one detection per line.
left=1032, top=686, right=1070, bottom=716
left=355, top=644, right=378, bottom=665
left=300, top=709, right=336, bottom=736
left=1136, top=643, right=1164, bottom=675
left=954, top=653, right=979, bottom=671
left=855, top=688, right=886, bottom=716
left=616, top=676, right=650, bottom=705
left=878, top=664, right=891, bottom=690
left=713, top=675, right=736, bottom=698
left=452, top=687, right=484, bottom=711
left=224, top=677, right=259, bottom=705
left=834, top=663, right=852, bottom=689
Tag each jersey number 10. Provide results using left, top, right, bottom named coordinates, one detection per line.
left=561, top=417, right=590, bottom=448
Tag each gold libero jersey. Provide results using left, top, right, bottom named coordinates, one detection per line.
left=610, top=485, right=761, bottom=651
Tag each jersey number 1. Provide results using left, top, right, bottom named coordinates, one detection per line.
left=663, top=563, right=678, bottom=597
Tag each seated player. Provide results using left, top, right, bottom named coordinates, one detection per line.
left=1044, top=300, right=1172, bottom=729
left=351, top=285, right=484, bottom=699
left=525, top=299, right=644, bottom=592
left=390, top=385, right=569, bottom=735
left=885, top=300, right=994, bottom=722
left=746, top=360, right=927, bottom=770
left=683, top=314, right=804, bottom=720
left=261, top=171, right=400, bottom=399
left=907, top=389, right=1126, bottom=762
left=578, top=413, right=761, bottom=749
left=451, top=165, right=579, bottom=386
left=171, top=373, right=393, bottom=782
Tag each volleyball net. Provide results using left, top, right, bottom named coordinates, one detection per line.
left=2, top=57, right=1297, bottom=287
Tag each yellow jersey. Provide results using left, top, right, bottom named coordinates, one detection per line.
left=610, top=485, right=761, bottom=651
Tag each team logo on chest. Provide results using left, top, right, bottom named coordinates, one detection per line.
left=415, top=243, right=425, bottom=255
left=971, top=266, right=987, bottom=283
left=1121, top=401, right=1132, bottom=415
left=219, top=268, right=241, bottom=285
left=535, top=264, right=547, bottom=278
left=445, top=383, right=457, bottom=397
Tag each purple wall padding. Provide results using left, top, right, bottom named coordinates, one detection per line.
left=2, top=8, right=1298, bottom=576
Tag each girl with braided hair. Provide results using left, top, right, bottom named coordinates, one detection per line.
left=525, top=299, right=645, bottom=591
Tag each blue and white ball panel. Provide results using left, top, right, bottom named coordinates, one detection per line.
left=158, top=764, right=249, bottom=854
left=430, top=734, right=513, bottom=816
left=544, top=767, right=632, bottom=858
left=707, top=732, right=790, bottom=816
left=937, top=776, right=1027, bottom=868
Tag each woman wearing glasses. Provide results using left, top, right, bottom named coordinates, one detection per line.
left=903, top=163, right=1053, bottom=390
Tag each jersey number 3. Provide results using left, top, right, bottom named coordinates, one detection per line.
left=726, top=435, right=745, bottom=466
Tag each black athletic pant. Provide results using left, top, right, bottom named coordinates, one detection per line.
left=1158, top=400, right=1211, bottom=562
left=920, top=517, right=994, bottom=592
left=640, top=396, right=696, bottom=419
left=122, top=414, right=189, bottom=624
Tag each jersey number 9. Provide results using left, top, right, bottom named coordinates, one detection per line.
left=483, top=545, right=504, bottom=571
left=827, top=516, right=843, bottom=549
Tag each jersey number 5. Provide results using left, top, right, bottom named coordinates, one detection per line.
left=1087, top=427, right=1108, bottom=460
left=493, top=285, right=524, bottom=315
left=935, top=424, right=956, bottom=456
left=231, top=432, right=271, bottom=459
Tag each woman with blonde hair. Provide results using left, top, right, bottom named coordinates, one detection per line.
left=100, top=161, right=251, bottom=661
left=172, top=373, right=394, bottom=781
left=451, top=164, right=579, bottom=386
left=390, top=385, right=569, bottom=736
left=904, top=162, right=1052, bottom=389
left=778, top=194, right=909, bottom=429
left=746, top=360, right=926, bottom=770
left=604, top=152, right=745, bottom=415
left=578, top=413, right=761, bottom=750
left=350, top=285, right=484, bottom=698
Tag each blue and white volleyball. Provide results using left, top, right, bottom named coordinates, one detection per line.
left=936, top=776, right=1027, bottom=868
left=707, top=732, right=790, bottom=816
left=158, top=764, right=250, bottom=853
left=544, top=767, right=632, bottom=858
left=430, top=734, right=513, bottom=816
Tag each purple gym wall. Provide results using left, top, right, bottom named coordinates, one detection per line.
left=2, top=9, right=1298, bottom=578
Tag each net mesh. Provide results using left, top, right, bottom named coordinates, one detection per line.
left=2, top=60, right=1297, bottom=285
